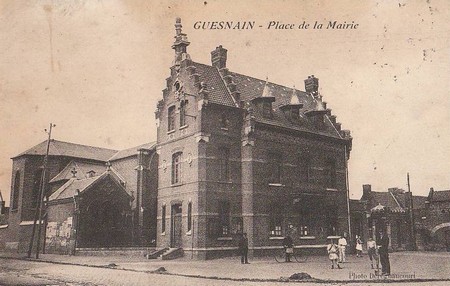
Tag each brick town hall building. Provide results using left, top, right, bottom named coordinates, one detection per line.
left=0, top=18, right=353, bottom=259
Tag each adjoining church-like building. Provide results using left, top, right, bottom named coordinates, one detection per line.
left=0, top=140, right=158, bottom=254
left=0, top=18, right=353, bottom=259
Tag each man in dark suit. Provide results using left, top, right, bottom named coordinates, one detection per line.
left=239, top=233, right=249, bottom=264
left=377, top=230, right=391, bottom=275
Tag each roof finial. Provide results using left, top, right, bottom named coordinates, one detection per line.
left=172, top=17, right=191, bottom=64
left=261, top=77, right=272, bottom=98
left=290, top=85, right=301, bottom=105
left=175, top=17, right=182, bottom=36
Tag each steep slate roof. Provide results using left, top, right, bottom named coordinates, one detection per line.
left=188, top=60, right=343, bottom=138
left=190, top=62, right=235, bottom=107
left=13, top=140, right=117, bottom=162
left=431, top=190, right=450, bottom=202
left=370, top=191, right=405, bottom=213
left=412, top=195, right=428, bottom=209
left=49, top=170, right=126, bottom=201
left=49, top=175, right=101, bottom=201
left=369, top=190, right=427, bottom=213
left=108, top=142, right=156, bottom=161
left=234, top=72, right=342, bottom=138
left=49, top=160, right=106, bottom=183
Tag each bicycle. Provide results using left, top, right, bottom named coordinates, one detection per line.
left=274, top=247, right=308, bottom=263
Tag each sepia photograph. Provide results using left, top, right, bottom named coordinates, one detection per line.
left=0, top=1, right=449, bottom=285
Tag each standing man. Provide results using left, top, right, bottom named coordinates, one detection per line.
left=377, top=230, right=391, bottom=276
left=367, top=237, right=379, bottom=270
left=239, top=233, right=249, bottom=264
left=283, top=234, right=294, bottom=262
left=338, top=234, right=348, bottom=263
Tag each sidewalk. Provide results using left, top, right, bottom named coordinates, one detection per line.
left=1, top=251, right=449, bottom=283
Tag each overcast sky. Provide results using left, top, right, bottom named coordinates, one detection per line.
left=0, top=0, right=449, bottom=205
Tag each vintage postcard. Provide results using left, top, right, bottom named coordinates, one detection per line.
left=0, top=1, right=449, bottom=285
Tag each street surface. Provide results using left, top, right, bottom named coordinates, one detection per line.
left=0, top=252, right=449, bottom=286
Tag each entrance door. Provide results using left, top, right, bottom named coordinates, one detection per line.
left=171, top=204, right=182, bottom=248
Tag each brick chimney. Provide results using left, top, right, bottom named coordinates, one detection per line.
left=304, top=75, right=319, bottom=96
left=211, top=45, right=227, bottom=69
left=362, top=184, right=372, bottom=199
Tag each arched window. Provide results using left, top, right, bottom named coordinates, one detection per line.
left=171, top=152, right=182, bottom=184
left=12, top=171, right=20, bottom=210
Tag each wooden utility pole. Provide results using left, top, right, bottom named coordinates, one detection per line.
left=345, top=145, right=352, bottom=242
left=407, top=172, right=417, bottom=250
left=27, top=123, right=55, bottom=258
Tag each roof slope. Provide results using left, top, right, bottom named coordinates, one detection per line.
left=432, top=190, right=450, bottom=202
left=190, top=62, right=235, bottom=107
left=49, top=176, right=101, bottom=201
left=49, top=170, right=126, bottom=201
left=231, top=72, right=342, bottom=138
left=370, top=191, right=405, bottom=213
left=108, top=142, right=156, bottom=161
left=14, top=140, right=117, bottom=162
left=49, top=160, right=106, bottom=183
left=187, top=60, right=343, bottom=138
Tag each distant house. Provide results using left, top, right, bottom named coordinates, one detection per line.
left=356, top=184, right=427, bottom=251
left=354, top=184, right=450, bottom=252
left=422, top=188, right=450, bottom=251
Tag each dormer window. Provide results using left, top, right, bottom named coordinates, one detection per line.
left=290, top=107, right=300, bottom=120
left=220, top=113, right=230, bottom=129
left=280, top=87, right=303, bottom=122
left=262, top=102, right=272, bottom=118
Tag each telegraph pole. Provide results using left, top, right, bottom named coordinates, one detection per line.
left=27, top=123, right=55, bottom=258
left=344, top=145, right=352, bottom=242
left=407, top=172, right=417, bottom=250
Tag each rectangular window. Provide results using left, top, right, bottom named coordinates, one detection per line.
left=325, top=158, right=337, bottom=188
left=298, top=211, right=311, bottom=236
left=179, top=101, right=187, bottom=127
left=187, top=202, right=192, bottom=232
left=168, top=105, right=176, bottom=131
left=269, top=205, right=283, bottom=237
left=171, top=152, right=182, bottom=184
left=268, top=152, right=282, bottom=184
left=162, top=205, right=166, bottom=233
left=218, top=200, right=230, bottom=237
left=219, top=147, right=230, bottom=181
left=300, top=157, right=311, bottom=183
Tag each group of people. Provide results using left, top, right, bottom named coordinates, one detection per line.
left=327, top=231, right=391, bottom=276
left=239, top=231, right=391, bottom=276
